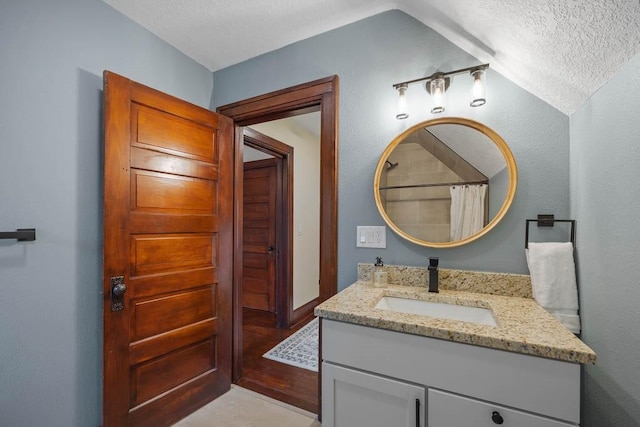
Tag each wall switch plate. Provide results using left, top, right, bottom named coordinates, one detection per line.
left=356, top=226, right=386, bottom=248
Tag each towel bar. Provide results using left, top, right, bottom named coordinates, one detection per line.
left=0, top=228, right=36, bottom=242
left=525, top=215, right=575, bottom=249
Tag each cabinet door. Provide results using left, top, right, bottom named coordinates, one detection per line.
left=322, top=362, right=425, bottom=427
left=428, top=389, right=577, bottom=427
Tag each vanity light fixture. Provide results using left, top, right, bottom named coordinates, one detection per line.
left=392, top=63, right=489, bottom=119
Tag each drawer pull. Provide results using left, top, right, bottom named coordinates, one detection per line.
left=491, top=411, right=504, bottom=424
left=415, top=398, right=420, bottom=427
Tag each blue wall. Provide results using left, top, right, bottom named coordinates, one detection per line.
left=571, top=52, right=640, bottom=426
left=212, top=10, right=570, bottom=288
left=0, top=1, right=213, bottom=425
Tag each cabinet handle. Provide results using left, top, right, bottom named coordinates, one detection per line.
left=415, top=398, right=420, bottom=427
left=492, top=411, right=504, bottom=424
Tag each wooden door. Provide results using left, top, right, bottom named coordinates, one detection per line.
left=102, top=71, right=233, bottom=426
left=242, top=159, right=278, bottom=313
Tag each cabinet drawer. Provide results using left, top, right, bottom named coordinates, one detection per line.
left=428, top=389, right=577, bottom=427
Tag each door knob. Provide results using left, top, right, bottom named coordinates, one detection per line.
left=110, top=276, right=127, bottom=312
left=267, top=245, right=275, bottom=257
left=113, top=282, right=127, bottom=296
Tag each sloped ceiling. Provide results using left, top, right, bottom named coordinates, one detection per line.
left=428, top=124, right=505, bottom=179
left=103, top=0, right=640, bottom=114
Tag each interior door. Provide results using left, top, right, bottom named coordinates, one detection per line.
left=242, top=159, right=278, bottom=313
left=102, top=71, right=233, bottom=426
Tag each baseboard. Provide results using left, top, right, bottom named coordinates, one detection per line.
left=292, top=297, right=320, bottom=326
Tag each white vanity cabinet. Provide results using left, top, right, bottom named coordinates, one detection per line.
left=321, top=319, right=581, bottom=427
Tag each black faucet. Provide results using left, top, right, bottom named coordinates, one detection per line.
left=428, top=257, right=439, bottom=293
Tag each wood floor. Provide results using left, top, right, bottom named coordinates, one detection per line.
left=237, top=308, right=319, bottom=414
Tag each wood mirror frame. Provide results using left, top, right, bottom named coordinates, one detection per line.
left=374, top=117, right=517, bottom=248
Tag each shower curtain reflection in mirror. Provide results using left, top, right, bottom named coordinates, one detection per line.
left=450, top=184, right=487, bottom=241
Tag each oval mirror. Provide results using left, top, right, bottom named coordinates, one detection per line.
left=374, top=117, right=517, bottom=248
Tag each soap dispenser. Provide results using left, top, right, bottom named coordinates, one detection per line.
left=373, top=257, right=388, bottom=287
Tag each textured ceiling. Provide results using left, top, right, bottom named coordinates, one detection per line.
left=104, top=0, right=640, bottom=114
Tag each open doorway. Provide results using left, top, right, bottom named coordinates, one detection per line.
left=238, top=115, right=321, bottom=412
left=217, top=76, right=338, bottom=415
left=249, top=113, right=322, bottom=323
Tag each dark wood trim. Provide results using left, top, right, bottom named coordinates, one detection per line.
left=244, top=127, right=292, bottom=158
left=243, top=128, right=294, bottom=329
left=218, top=76, right=339, bottom=409
left=232, top=126, right=245, bottom=383
left=218, top=78, right=335, bottom=125
left=292, top=297, right=320, bottom=326
left=319, top=89, right=339, bottom=302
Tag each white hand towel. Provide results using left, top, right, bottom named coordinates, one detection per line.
left=526, top=242, right=581, bottom=334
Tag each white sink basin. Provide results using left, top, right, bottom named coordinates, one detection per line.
left=374, top=296, right=497, bottom=326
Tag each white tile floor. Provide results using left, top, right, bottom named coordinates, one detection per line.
left=174, top=386, right=321, bottom=427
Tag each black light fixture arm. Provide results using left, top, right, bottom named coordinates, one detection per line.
left=392, top=63, right=489, bottom=89
left=0, top=228, right=36, bottom=241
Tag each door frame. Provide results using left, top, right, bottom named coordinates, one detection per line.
left=217, top=75, right=339, bottom=382
left=243, top=128, right=294, bottom=328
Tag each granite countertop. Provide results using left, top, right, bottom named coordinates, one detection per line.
left=314, top=282, right=596, bottom=364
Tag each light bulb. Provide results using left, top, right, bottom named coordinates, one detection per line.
left=430, top=77, right=446, bottom=114
left=470, top=69, right=486, bottom=107
left=396, top=84, right=409, bottom=120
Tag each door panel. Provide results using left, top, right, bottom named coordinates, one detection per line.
left=242, top=276, right=270, bottom=294
left=243, top=252, right=269, bottom=269
left=130, top=146, right=218, bottom=180
left=130, top=234, right=215, bottom=275
left=131, top=287, right=215, bottom=340
left=132, top=170, right=217, bottom=213
left=129, top=268, right=216, bottom=299
left=244, top=228, right=269, bottom=243
left=129, top=319, right=216, bottom=365
left=133, top=103, right=217, bottom=161
left=242, top=160, right=278, bottom=312
left=244, top=202, right=270, bottom=218
left=103, top=71, right=232, bottom=427
left=131, top=340, right=215, bottom=407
